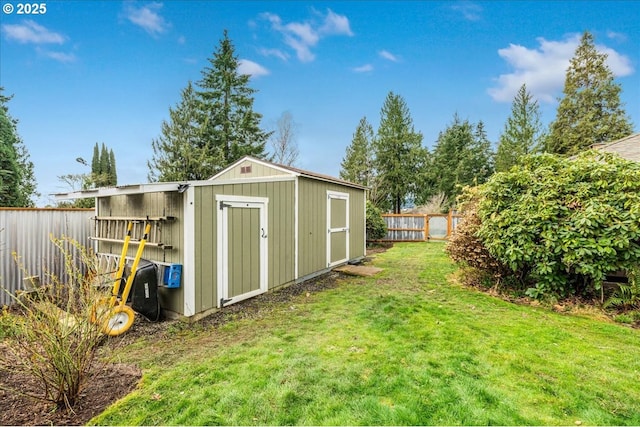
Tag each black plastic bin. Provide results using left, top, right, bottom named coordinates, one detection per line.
left=122, top=259, right=161, bottom=322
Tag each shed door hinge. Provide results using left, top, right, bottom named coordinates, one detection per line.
left=219, top=201, right=231, bottom=210
left=220, top=297, right=232, bottom=307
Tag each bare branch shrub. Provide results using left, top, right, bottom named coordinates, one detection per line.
left=0, top=235, right=112, bottom=411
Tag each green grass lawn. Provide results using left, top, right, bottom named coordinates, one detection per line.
left=92, top=243, right=640, bottom=426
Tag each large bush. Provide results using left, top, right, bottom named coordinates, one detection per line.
left=475, top=151, right=640, bottom=299
left=366, top=201, right=387, bottom=241
left=445, top=187, right=510, bottom=287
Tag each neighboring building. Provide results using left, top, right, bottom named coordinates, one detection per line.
left=56, top=156, right=366, bottom=320
left=591, top=132, right=640, bottom=161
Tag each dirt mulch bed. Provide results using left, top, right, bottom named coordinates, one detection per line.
left=0, top=358, right=141, bottom=426
left=0, top=248, right=388, bottom=426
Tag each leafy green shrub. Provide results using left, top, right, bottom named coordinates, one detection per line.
left=366, top=200, right=387, bottom=240
left=445, top=187, right=511, bottom=288
left=1, top=235, right=111, bottom=411
left=476, top=151, right=640, bottom=299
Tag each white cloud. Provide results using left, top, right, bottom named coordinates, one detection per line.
left=319, top=9, right=354, bottom=36
left=259, top=9, right=353, bottom=63
left=451, top=1, right=483, bottom=21
left=259, top=48, right=289, bottom=61
left=488, top=34, right=635, bottom=103
left=177, top=35, right=186, bottom=45
left=124, top=2, right=170, bottom=36
left=379, top=50, right=398, bottom=62
left=238, top=59, right=269, bottom=77
left=606, top=30, right=627, bottom=42
left=41, top=50, right=76, bottom=63
left=353, top=64, right=373, bottom=73
left=2, top=20, right=65, bottom=44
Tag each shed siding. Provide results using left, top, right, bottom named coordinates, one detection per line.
left=297, top=178, right=365, bottom=277
left=213, top=159, right=291, bottom=180
left=95, top=192, right=184, bottom=314
left=193, top=180, right=295, bottom=313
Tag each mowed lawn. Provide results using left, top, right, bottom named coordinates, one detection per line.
left=92, top=243, right=640, bottom=426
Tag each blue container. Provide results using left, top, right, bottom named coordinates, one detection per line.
left=163, top=264, right=182, bottom=288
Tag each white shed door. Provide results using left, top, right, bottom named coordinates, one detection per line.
left=216, top=196, right=268, bottom=308
left=327, top=191, right=349, bottom=267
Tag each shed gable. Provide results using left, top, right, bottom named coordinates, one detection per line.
left=211, top=158, right=296, bottom=181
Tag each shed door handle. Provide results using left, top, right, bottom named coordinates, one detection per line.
left=261, top=228, right=267, bottom=238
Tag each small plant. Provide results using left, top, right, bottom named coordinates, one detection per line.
left=0, top=235, right=112, bottom=411
left=605, top=266, right=640, bottom=310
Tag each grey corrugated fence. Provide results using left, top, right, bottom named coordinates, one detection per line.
left=377, top=211, right=463, bottom=242
left=0, top=208, right=94, bottom=306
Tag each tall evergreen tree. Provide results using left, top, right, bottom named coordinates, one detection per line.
left=148, top=81, right=218, bottom=181
left=149, top=31, right=270, bottom=181
left=0, top=88, right=38, bottom=207
left=422, top=114, right=493, bottom=206
left=495, top=84, right=546, bottom=172
left=340, top=117, right=375, bottom=187
left=89, top=142, right=117, bottom=187
left=108, top=149, right=117, bottom=185
left=547, top=31, right=633, bottom=155
left=373, top=92, right=427, bottom=213
left=197, top=29, right=269, bottom=169
left=91, top=143, right=100, bottom=176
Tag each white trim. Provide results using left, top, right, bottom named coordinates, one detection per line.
left=326, top=190, right=350, bottom=268
left=215, top=194, right=269, bottom=308
left=182, top=186, right=196, bottom=317
left=294, top=177, right=299, bottom=280
left=209, top=156, right=299, bottom=181
left=205, top=176, right=296, bottom=186
left=363, top=197, right=367, bottom=256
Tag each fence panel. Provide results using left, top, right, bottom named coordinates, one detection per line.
left=0, top=208, right=93, bottom=306
left=382, top=214, right=426, bottom=241
left=377, top=211, right=463, bottom=242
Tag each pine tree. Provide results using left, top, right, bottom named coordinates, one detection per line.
left=148, top=81, right=218, bottom=181
left=91, top=143, right=100, bottom=176
left=99, top=143, right=108, bottom=183
left=340, top=117, right=375, bottom=187
left=373, top=92, right=427, bottom=213
left=423, top=114, right=493, bottom=206
left=108, top=149, right=117, bottom=185
left=149, top=31, right=270, bottom=181
left=197, top=30, right=269, bottom=169
left=495, top=84, right=545, bottom=172
left=547, top=31, right=633, bottom=155
left=0, top=88, right=38, bottom=206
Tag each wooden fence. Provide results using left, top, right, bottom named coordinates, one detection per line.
left=377, top=211, right=463, bottom=242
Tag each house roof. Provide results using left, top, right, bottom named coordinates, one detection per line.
left=591, top=133, right=640, bottom=162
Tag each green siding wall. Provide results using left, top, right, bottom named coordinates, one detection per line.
left=297, top=178, right=366, bottom=277
left=193, top=181, right=295, bottom=314
left=95, top=192, right=184, bottom=314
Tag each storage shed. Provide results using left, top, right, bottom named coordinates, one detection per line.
left=57, top=156, right=366, bottom=319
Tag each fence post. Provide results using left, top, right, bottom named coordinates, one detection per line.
left=424, top=214, right=429, bottom=241
left=447, top=210, right=453, bottom=238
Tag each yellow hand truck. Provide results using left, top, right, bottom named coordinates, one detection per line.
left=92, top=222, right=151, bottom=336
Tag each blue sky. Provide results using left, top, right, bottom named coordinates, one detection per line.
left=1, top=1, right=638, bottom=206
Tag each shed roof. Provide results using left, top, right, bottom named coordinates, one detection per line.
left=54, top=156, right=365, bottom=200
left=210, top=156, right=367, bottom=190
left=591, top=133, right=640, bottom=162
